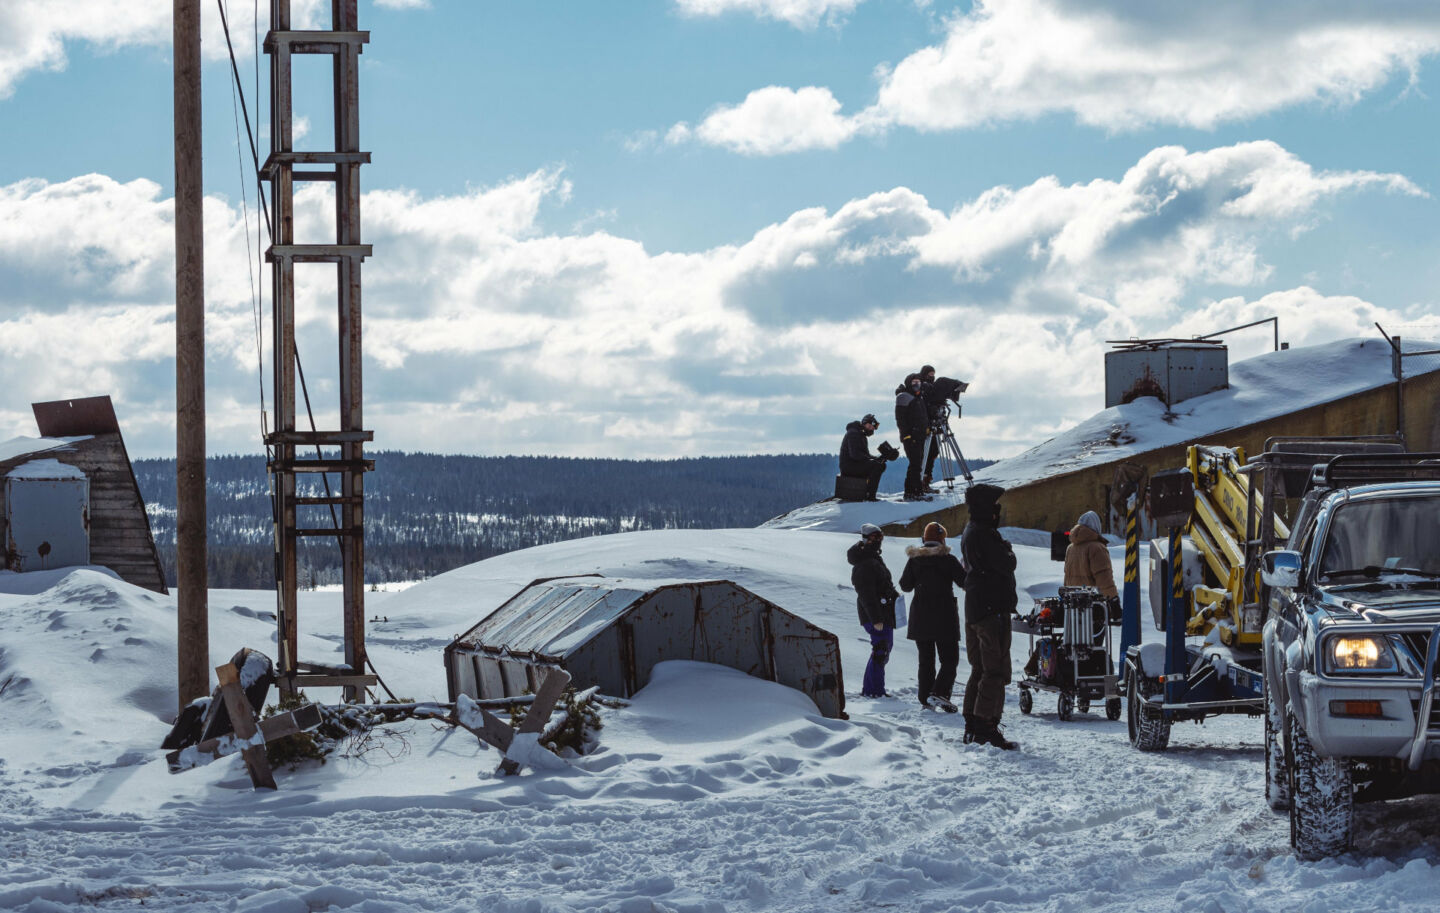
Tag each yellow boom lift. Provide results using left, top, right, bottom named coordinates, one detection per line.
left=1182, top=445, right=1289, bottom=646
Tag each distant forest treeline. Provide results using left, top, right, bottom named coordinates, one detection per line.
left=133, top=452, right=995, bottom=588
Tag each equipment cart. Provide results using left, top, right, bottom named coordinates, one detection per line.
left=1014, top=586, right=1122, bottom=721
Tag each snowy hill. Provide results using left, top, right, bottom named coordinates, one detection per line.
left=3, top=528, right=1439, bottom=911
left=767, top=336, right=1435, bottom=534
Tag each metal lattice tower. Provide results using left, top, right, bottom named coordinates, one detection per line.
left=263, top=0, right=375, bottom=699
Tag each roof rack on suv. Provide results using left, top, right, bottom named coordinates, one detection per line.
left=1321, top=452, right=1440, bottom=487
left=1244, top=436, right=1407, bottom=496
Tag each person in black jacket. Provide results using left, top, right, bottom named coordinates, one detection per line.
left=900, top=521, right=966, bottom=712
left=838, top=414, right=886, bottom=501
left=849, top=523, right=899, bottom=698
left=894, top=374, right=930, bottom=500
left=960, top=483, right=1019, bottom=749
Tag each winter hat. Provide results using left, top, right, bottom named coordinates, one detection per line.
left=861, top=413, right=879, bottom=426
left=922, top=521, right=947, bottom=544
left=919, top=364, right=935, bottom=378
left=1077, top=511, right=1102, bottom=535
left=860, top=523, right=883, bottom=538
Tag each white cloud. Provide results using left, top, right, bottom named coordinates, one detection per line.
left=681, top=86, right=869, bottom=155
left=0, top=143, right=1426, bottom=459
left=672, top=0, right=1440, bottom=153
left=0, top=0, right=400, bottom=98
left=674, top=0, right=863, bottom=30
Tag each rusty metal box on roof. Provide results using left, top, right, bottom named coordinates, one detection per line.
left=1105, top=341, right=1229, bottom=408
left=444, top=576, right=846, bottom=719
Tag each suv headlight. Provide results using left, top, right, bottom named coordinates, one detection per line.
left=1324, top=635, right=1399, bottom=674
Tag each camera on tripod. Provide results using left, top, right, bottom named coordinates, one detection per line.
left=921, top=376, right=974, bottom=487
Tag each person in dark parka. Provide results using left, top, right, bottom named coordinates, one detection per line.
left=900, top=521, right=966, bottom=711
left=839, top=414, right=886, bottom=501
left=960, top=483, right=1019, bottom=749
left=849, top=523, right=899, bottom=697
left=894, top=374, right=930, bottom=500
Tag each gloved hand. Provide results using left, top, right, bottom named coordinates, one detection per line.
left=1107, top=595, right=1122, bottom=624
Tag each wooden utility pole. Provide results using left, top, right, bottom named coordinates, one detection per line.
left=174, top=0, right=210, bottom=711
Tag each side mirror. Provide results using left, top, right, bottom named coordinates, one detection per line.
left=1262, top=550, right=1302, bottom=588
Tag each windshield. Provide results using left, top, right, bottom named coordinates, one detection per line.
left=1319, top=496, right=1440, bottom=581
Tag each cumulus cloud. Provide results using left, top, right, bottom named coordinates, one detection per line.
left=674, top=0, right=863, bottom=30
left=0, top=142, right=1426, bottom=459
left=670, top=86, right=872, bottom=155
left=0, top=0, right=404, bottom=98
left=672, top=0, right=1440, bottom=152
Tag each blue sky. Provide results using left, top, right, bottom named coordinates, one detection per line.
left=2, top=0, right=1439, bottom=458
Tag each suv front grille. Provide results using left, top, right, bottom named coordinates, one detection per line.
left=1399, top=631, right=1433, bottom=663
left=1410, top=699, right=1440, bottom=731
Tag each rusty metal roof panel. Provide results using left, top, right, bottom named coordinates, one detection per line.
left=460, top=578, right=652, bottom=656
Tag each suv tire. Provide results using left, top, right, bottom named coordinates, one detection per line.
left=1287, top=713, right=1353, bottom=860
left=1127, top=669, right=1170, bottom=752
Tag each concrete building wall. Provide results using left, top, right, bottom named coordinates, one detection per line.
left=885, top=369, right=1440, bottom=541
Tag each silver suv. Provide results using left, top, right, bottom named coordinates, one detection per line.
left=1262, top=468, right=1440, bottom=860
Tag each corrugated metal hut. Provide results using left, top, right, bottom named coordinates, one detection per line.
left=0, top=396, right=167, bottom=593
left=445, top=576, right=845, bottom=718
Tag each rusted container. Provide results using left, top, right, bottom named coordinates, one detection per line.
left=444, top=577, right=846, bottom=718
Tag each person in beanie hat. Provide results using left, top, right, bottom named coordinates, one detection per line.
left=894, top=374, right=930, bottom=500
left=960, top=484, right=1019, bottom=749
left=1064, top=509, right=1120, bottom=624
left=848, top=523, right=899, bottom=697
left=838, top=414, right=887, bottom=501
left=899, top=521, right=966, bottom=712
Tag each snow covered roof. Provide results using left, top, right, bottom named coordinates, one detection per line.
left=454, top=575, right=740, bottom=657
left=767, top=337, right=1437, bottom=533
left=5, top=458, right=87, bottom=481
left=458, top=576, right=650, bottom=656
left=0, top=435, right=88, bottom=465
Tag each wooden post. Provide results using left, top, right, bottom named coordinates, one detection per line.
left=216, top=663, right=278, bottom=790
left=174, top=0, right=209, bottom=711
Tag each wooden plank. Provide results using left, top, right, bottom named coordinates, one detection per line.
left=450, top=697, right=514, bottom=752
left=167, top=702, right=322, bottom=772
left=283, top=673, right=377, bottom=688
left=216, top=663, right=277, bottom=790
left=265, top=430, right=373, bottom=444
left=498, top=667, right=571, bottom=775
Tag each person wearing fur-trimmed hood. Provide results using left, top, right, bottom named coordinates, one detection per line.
left=899, top=521, right=966, bottom=712
left=960, top=483, right=1019, bottom=749
left=849, top=523, right=899, bottom=698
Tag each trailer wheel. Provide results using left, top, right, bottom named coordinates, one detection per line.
left=1105, top=698, right=1122, bottom=721
left=1264, top=674, right=1290, bottom=812
left=1126, top=671, right=1170, bottom=752
left=1057, top=692, right=1074, bottom=722
left=1287, top=713, right=1353, bottom=860
left=1018, top=688, right=1033, bottom=715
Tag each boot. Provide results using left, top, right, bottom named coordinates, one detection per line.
left=925, top=694, right=958, bottom=713
left=977, top=719, right=1018, bottom=750
left=962, top=714, right=976, bottom=744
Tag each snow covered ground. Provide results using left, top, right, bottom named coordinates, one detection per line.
left=767, top=337, right=1436, bottom=534
left=3, top=528, right=1439, bottom=912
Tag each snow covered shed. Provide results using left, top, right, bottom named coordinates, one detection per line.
left=445, top=577, right=846, bottom=718
left=0, top=396, right=167, bottom=593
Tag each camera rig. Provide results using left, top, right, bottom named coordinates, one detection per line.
left=923, top=377, right=974, bottom=488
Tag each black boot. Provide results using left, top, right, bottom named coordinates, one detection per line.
left=977, top=719, right=1018, bottom=750
left=962, top=714, right=976, bottom=744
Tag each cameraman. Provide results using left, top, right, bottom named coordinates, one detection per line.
left=838, top=413, right=888, bottom=501
left=894, top=374, right=930, bottom=500
left=919, top=365, right=941, bottom=487
left=918, top=366, right=969, bottom=488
